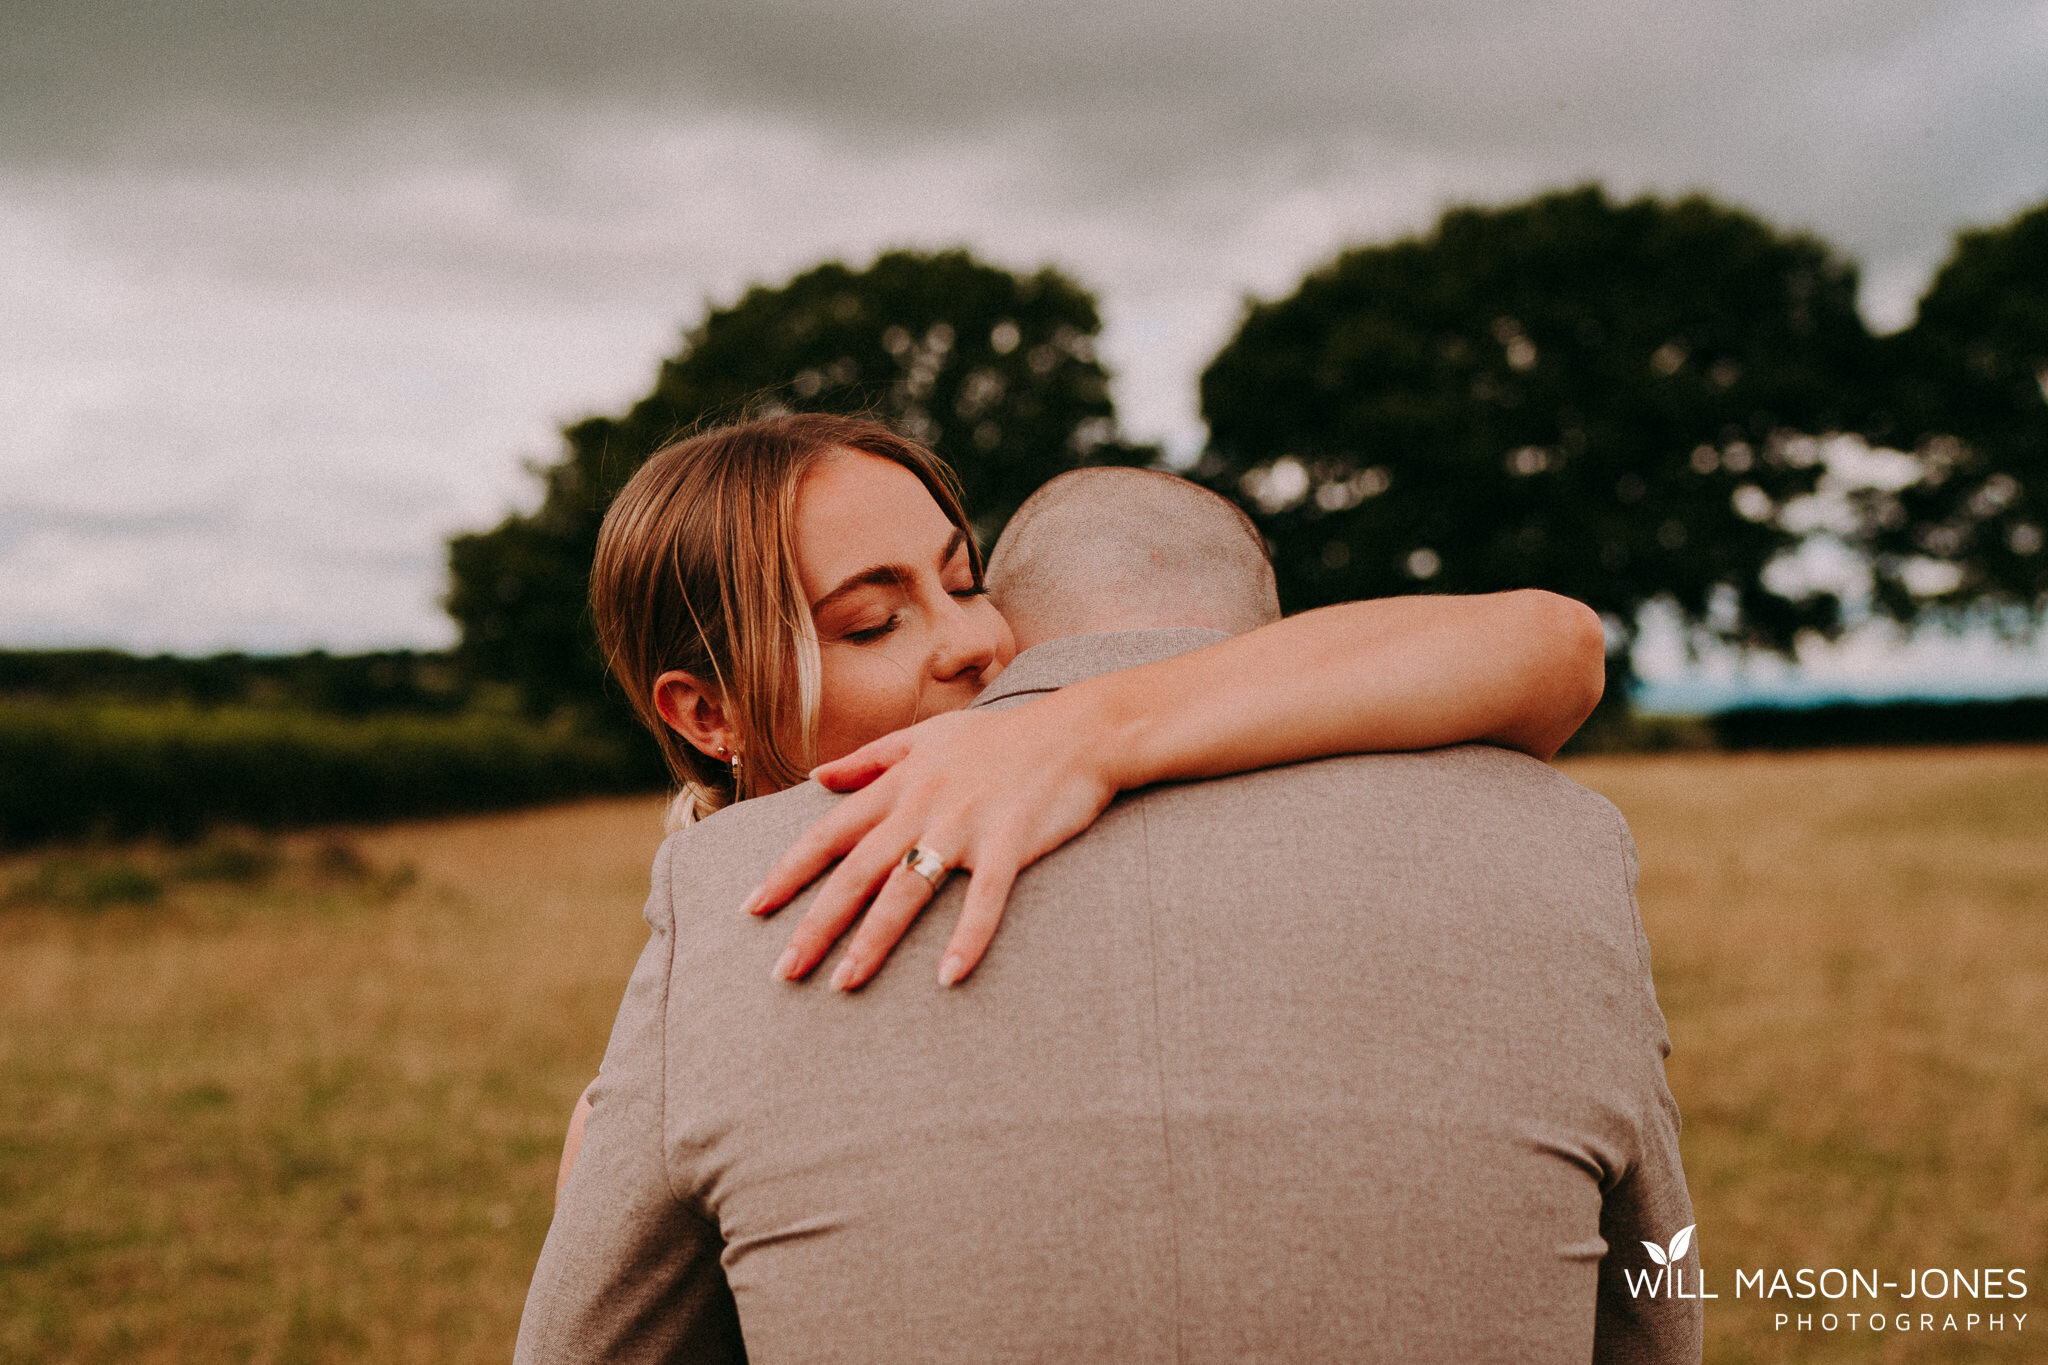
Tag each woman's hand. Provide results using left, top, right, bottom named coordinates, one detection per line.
left=743, top=695, right=1120, bottom=990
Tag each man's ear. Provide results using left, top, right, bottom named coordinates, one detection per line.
left=652, top=670, right=738, bottom=762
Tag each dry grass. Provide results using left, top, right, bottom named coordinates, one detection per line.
left=0, top=800, right=667, bottom=1364
left=2, top=750, right=2044, bottom=1362
left=1562, top=747, right=2048, bottom=1363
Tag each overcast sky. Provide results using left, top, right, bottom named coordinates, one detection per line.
left=4, top=0, right=2046, bottom=692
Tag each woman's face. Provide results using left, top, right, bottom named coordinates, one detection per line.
left=792, top=449, right=1015, bottom=765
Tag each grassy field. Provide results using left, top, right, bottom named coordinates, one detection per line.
left=2, top=748, right=2044, bottom=1363
left=1568, top=748, right=2047, bottom=1362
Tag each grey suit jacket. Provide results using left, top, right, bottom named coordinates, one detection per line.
left=515, top=628, right=1701, bottom=1363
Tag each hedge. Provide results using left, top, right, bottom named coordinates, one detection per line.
left=0, top=702, right=662, bottom=847
left=1710, top=696, right=2048, bottom=751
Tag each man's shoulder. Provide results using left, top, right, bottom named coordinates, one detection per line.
left=1115, top=743, right=1635, bottom=911
left=653, top=747, right=1626, bottom=880
left=659, top=782, right=839, bottom=871
left=1140, top=742, right=1623, bottom=831
left=643, top=783, right=843, bottom=936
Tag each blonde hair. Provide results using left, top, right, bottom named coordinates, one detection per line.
left=590, top=413, right=981, bottom=828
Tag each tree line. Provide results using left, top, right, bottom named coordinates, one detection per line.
left=10, top=184, right=2043, bottom=844
left=448, top=185, right=2047, bottom=730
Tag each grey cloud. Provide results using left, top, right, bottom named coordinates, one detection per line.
left=7, top=1, right=2042, bottom=281
left=0, top=504, right=236, bottom=555
left=3, top=0, right=2045, bottom=653
left=0, top=1, right=2020, bottom=168
left=0, top=1, right=1960, bottom=139
left=0, top=520, right=458, bottom=652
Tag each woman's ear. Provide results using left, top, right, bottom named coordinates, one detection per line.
left=652, top=670, right=738, bottom=763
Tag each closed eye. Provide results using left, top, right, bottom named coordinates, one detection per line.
left=840, top=614, right=901, bottom=644
left=939, top=531, right=984, bottom=602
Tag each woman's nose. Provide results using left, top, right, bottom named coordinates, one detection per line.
left=929, top=597, right=1001, bottom=682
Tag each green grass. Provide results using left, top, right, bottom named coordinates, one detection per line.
left=1, top=752, right=2044, bottom=1362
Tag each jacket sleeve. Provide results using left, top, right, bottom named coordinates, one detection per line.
left=1593, top=1139, right=1702, bottom=1364
left=513, top=839, right=746, bottom=1365
left=1592, top=813, right=1703, bottom=1365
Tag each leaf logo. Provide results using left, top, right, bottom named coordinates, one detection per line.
left=1641, top=1224, right=1696, bottom=1267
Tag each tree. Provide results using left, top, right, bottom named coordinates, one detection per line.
left=448, top=249, right=1151, bottom=716
left=1195, top=185, right=1876, bottom=689
left=1867, top=199, right=2048, bottom=621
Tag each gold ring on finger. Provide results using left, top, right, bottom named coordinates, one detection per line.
left=900, top=846, right=948, bottom=891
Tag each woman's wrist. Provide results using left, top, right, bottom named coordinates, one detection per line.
left=1052, top=666, right=1169, bottom=797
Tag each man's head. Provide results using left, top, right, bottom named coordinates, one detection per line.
left=986, top=468, right=1281, bottom=650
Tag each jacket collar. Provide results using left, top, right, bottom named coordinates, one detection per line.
left=970, top=627, right=1232, bottom=709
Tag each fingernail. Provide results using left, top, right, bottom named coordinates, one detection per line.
left=831, top=956, right=861, bottom=991
left=741, top=885, right=765, bottom=916
left=773, top=945, right=800, bottom=981
left=938, top=954, right=968, bottom=987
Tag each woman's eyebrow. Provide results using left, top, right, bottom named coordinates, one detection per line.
left=811, top=564, right=909, bottom=615
left=811, top=530, right=969, bottom=614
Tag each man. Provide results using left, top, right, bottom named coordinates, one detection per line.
left=516, top=469, right=1701, bottom=1362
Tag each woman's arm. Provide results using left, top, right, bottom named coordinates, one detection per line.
left=1073, top=589, right=1605, bottom=784
left=750, top=589, right=1606, bottom=989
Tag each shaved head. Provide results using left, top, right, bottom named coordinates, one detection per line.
left=987, top=468, right=1281, bottom=649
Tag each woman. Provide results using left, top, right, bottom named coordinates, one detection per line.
left=592, top=411, right=1605, bottom=986
left=559, top=410, right=1606, bottom=1189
